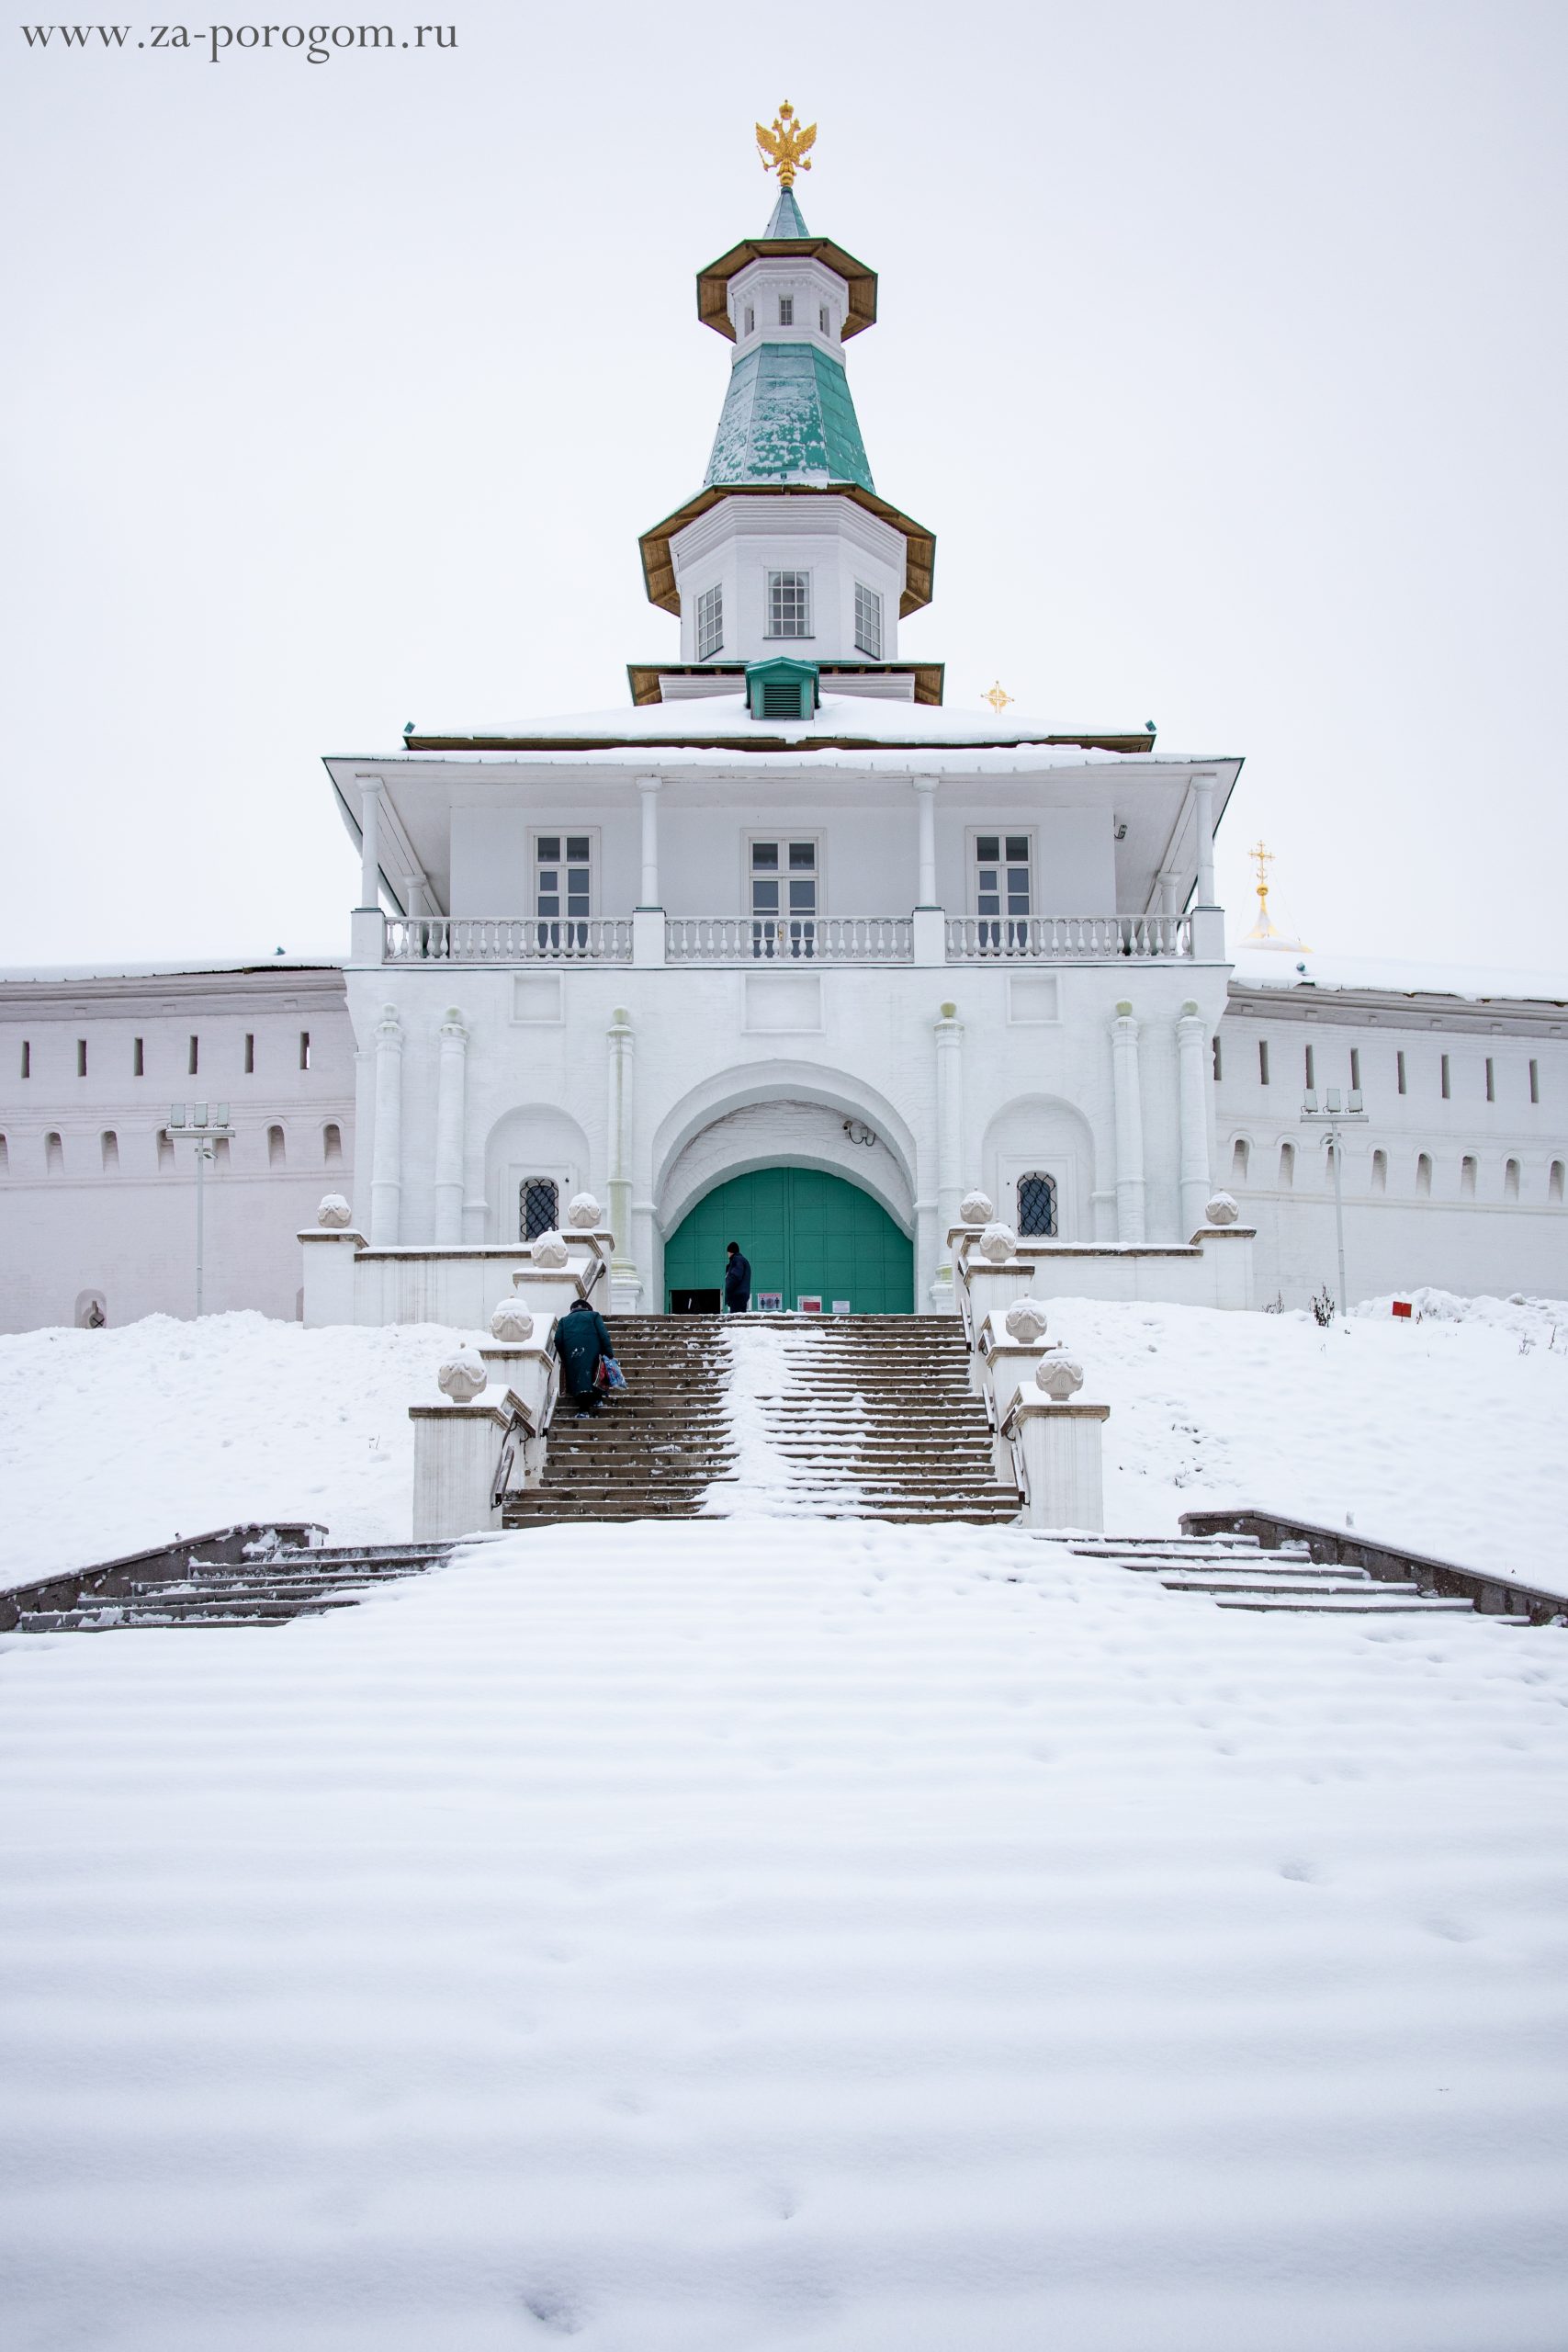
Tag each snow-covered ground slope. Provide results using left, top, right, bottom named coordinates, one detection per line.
left=2, top=1295, right=1564, bottom=1591
left=2, top=1521, right=1565, bottom=2352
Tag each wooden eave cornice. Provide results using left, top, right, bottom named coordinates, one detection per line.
left=697, top=236, right=877, bottom=341
left=626, top=661, right=947, bottom=708
left=638, top=481, right=936, bottom=617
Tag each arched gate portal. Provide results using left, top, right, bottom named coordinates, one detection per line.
left=662, top=1169, right=914, bottom=1314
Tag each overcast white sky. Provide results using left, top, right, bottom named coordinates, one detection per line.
left=4, top=0, right=1565, bottom=972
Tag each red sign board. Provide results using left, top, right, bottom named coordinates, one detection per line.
left=1392, top=1300, right=1413, bottom=1318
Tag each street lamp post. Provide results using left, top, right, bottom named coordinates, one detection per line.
left=1299, top=1086, right=1368, bottom=1318
left=169, top=1102, right=235, bottom=1318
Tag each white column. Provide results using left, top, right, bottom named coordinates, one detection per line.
left=1111, top=1002, right=1146, bottom=1243
left=403, top=874, right=424, bottom=920
left=358, top=778, right=383, bottom=909
left=1193, top=774, right=1216, bottom=908
left=1158, top=869, right=1180, bottom=918
left=606, top=1007, right=641, bottom=1308
left=931, top=1001, right=964, bottom=1308
left=369, top=1004, right=404, bottom=1246
left=1176, top=1001, right=1212, bottom=1239
left=914, top=775, right=938, bottom=906
left=433, top=1007, right=468, bottom=1245
left=637, top=776, right=661, bottom=908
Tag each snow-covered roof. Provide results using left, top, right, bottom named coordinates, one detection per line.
left=1229, top=944, right=1568, bottom=1007
left=400, top=690, right=1187, bottom=759
left=0, top=956, right=344, bottom=986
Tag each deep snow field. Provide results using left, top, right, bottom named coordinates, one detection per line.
left=1, top=1292, right=1565, bottom=1589
left=2, top=1519, right=1567, bottom=2350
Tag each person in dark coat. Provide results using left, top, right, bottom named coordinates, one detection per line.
left=724, top=1241, right=751, bottom=1314
left=556, top=1296, right=615, bottom=1416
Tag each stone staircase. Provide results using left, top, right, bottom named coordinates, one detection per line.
left=5, top=1535, right=460, bottom=1632
left=715, top=1313, right=1021, bottom=1523
left=502, top=1315, right=737, bottom=1527
left=1067, top=1533, right=1483, bottom=1615
left=502, top=1312, right=1022, bottom=1528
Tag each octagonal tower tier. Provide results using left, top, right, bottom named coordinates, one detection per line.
left=637, top=179, right=939, bottom=704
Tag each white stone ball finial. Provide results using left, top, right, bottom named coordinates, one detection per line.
left=566, top=1192, right=603, bottom=1230
left=1036, top=1352, right=1085, bottom=1403
left=437, top=1349, right=488, bottom=1404
left=316, top=1193, right=352, bottom=1228
left=976, top=1221, right=1017, bottom=1263
left=959, top=1188, right=995, bottom=1226
left=1204, top=1192, right=1239, bottom=1226
left=1004, top=1298, right=1048, bottom=1343
left=490, top=1302, right=534, bottom=1343
left=530, top=1229, right=570, bottom=1268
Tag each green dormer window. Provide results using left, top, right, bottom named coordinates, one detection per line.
left=746, top=658, right=819, bottom=723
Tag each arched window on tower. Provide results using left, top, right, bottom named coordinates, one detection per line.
left=100, top=1131, right=118, bottom=1174
left=1371, top=1148, right=1387, bottom=1194
left=520, top=1176, right=559, bottom=1241
left=1279, top=1140, right=1294, bottom=1189
left=1550, top=1160, right=1564, bottom=1204
left=1505, top=1158, right=1520, bottom=1202
left=267, top=1125, right=286, bottom=1168
left=323, top=1122, right=344, bottom=1166
left=1230, top=1138, right=1249, bottom=1183
left=1416, top=1152, right=1432, bottom=1198
left=1017, top=1171, right=1058, bottom=1238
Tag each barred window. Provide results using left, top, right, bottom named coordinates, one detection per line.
left=853, top=582, right=883, bottom=659
left=768, top=571, right=811, bottom=639
left=696, top=582, right=724, bottom=662
left=520, top=1177, right=558, bottom=1240
left=1018, top=1171, right=1058, bottom=1238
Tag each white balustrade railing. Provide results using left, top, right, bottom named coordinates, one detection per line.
left=383, top=916, right=633, bottom=964
left=665, top=916, right=912, bottom=964
left=945, top=914, right=1192, bottom=962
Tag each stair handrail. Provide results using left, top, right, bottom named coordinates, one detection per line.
left=1181, top=1507, right=1568, bottom=1626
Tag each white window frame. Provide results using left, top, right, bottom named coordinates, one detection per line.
left=778, top=295, right=794, bottom=326
left=743, top=831, right=823, bottom=948
left=530, top=827, right=598, bottom=929
left=853, top=581, right=883, bottom=660
left=695, top=581, right=724, bottom=662
left=767, top=570, right=813, bottom=639
left=966, top=827, right=1036, bottom=920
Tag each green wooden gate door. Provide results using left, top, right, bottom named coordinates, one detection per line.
left=663, top=1168, right=913, bottom=1314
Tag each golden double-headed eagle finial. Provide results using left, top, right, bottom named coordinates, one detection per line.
left=757, top=100, right=817, bottom=189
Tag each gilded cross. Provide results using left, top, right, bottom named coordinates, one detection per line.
left=983, top=681, right=1014, bottom=714
left=1248, top=839, right=1274, bottom=901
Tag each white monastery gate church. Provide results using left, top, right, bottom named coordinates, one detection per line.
left=2, top=117, right=1564, bottom=1329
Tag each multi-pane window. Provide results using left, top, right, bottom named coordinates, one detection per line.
left=744, top=304, right=755, bottom=335
left=696, top=582, right=724, bottom=662
left=1018, top=1171, right=1058, bottom=1238
left=768, top=571, right=811, bottom=639
left=853, top=582, right=883, bottom=659
left=974, top=834, right=1032, bottom=945
left=818, top=305, right=829, bottom=335
left=778, top=296, right=794, bottom=325
left=750, top=839, right=818, bottom=959
left=519, top=1177, right=559, bottom=1241
left=535, top=834, right=592, bottom=945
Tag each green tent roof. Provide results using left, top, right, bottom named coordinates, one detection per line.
left=704, top=343, right=874, bottom=492
left=762, top=185, right=811, bottom=240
